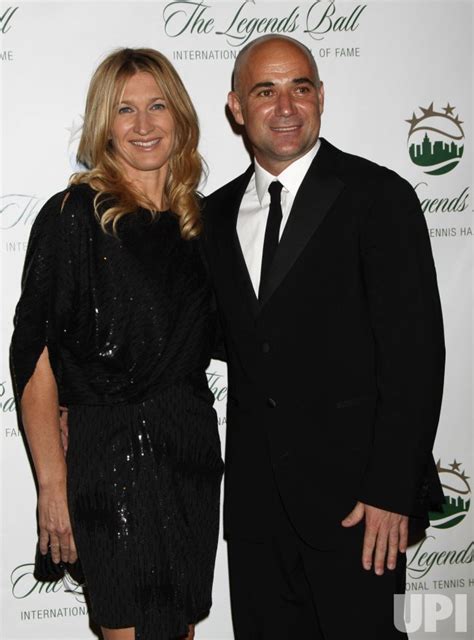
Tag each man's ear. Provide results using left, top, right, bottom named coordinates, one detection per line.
left=227, top=91, right=245, bottom=126
left=318, top=82, right=325, bottom=116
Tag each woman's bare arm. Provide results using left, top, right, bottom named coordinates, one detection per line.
left=21, top=347, right=77, bottom=564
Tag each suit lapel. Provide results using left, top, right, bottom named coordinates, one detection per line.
left=214, top=165, right=260, bottom=317
left=259, top=140, right=345, bottom=308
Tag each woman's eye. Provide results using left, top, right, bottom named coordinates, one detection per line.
left=151, top=102, right=166, bottom=110
left=118, top=106, right=133, bottom=114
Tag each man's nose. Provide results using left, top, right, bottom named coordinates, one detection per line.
left=275, top=91, right=296, bottom=117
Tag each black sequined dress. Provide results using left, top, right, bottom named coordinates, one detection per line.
left=10, top=184, right=224, bottom=639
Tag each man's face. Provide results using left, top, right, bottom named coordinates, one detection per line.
left=228, top=40, right=324, bottom=175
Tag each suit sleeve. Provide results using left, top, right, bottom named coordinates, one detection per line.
left=357, top=172, right=445, bottom=516
left=10, top=189, right=78, bottom=404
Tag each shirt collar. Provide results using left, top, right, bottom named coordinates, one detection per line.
left=254, top=139, right=321, bottom=206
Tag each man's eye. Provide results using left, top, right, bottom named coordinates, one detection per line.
left=258, top=90, right=273, bottom=98
left=296, top=86, right=311, bottom=94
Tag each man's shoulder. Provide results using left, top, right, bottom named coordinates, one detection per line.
left=323, top=139, right=411, bottom=193
left=204, top=167, right=252, bottom=209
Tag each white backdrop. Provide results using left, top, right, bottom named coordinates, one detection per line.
left=1, top=1, right=472, bottom=638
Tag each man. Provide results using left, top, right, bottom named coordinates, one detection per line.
left=203, top=35, right=445, bottom=639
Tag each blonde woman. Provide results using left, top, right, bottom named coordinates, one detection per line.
left=11, top=48, right=224, bottom=640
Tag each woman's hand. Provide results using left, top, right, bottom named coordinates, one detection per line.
left=38, top=481, right=77, bottom=564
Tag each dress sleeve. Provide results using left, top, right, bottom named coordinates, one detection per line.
left=10, top=188, right=79, bottom=403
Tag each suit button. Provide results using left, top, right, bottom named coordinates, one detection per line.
left=267, top=398, right=277, bottom=408
left=262, top=342, right=270, bottom=353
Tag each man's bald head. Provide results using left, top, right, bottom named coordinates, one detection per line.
left=232, top=35, right=321, bottom=96
left=227, top=34, right=325, bottom=175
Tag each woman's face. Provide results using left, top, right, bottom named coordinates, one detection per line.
left=110, top=71, right=176, bottom=183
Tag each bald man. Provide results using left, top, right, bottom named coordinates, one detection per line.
left=204, top=35, right=444, bottom=639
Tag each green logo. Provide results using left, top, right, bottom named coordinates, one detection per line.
left=406, top=103, right=464, bottom=176
left=429, top=459, right=470, bottom=529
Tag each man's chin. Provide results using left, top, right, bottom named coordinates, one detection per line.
left=268, top=144, right=310, bottom=163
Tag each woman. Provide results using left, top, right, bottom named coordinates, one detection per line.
left=10, top=48, right=224, bottom=640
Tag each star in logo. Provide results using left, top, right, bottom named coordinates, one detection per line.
left=446, top=459, right=470, bottom=481
left=420, top=102, right=435, bottom=117
left=430, top=458, right=471, bottom=530
left=406, top=112, right=419, bottom=128
left=450, top=459, right=462, bottom=472
left=436, top=458, right=471, bottom=491
left=66, top=116, right=84, bottom=148
left=405, top=102, right=465, bottom=138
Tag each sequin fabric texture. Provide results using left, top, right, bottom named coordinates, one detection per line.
left=11, top=184, right=224, bottom=639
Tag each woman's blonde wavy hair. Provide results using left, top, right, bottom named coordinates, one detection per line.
left=71, top=48, right=203, bottom=238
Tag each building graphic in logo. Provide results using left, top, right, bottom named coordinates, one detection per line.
left=406, top=103, right=464, bottom=176
left=429, top=459, right=470, bottom=529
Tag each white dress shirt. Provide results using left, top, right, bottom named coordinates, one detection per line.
left=237, top=140, right=321, bottom=296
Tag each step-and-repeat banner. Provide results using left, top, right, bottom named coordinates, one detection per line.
left=1, top=1, right=472, bottom=638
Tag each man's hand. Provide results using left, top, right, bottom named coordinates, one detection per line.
left=341, top=501, right=408, bottom=575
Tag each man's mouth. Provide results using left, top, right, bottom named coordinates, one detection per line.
left=270, top=125, right=301, bottom=133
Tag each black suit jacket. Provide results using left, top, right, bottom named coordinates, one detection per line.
left=203, top=139, right=445, bottom=549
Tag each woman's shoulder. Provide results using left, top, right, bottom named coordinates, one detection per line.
left=32, top=183, right=97, bottom=239
left=39, top=182, right=95, bottom=215
left=63, top=182, right=97, bottom=212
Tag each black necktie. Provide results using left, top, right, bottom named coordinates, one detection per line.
left=259, top=180, right=283, bottom=300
